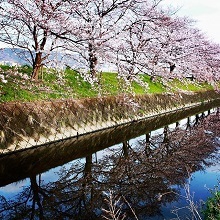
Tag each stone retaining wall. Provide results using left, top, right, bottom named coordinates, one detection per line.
left=0, top=90, right=219, bottom=153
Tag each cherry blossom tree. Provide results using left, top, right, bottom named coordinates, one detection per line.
left=45, top=0, right=137, bottom=81
left=106, top=0, right=166, bottom=79
left=150, top=16, right=220, bottom=82
left=107, top=2, right=193, bottom=82
left=192, top=39, right=220, bottom=82
left=0, top=0, right=220, bottom=83
left=159, top=17, right=220, bottom=82
left=109, top=3, right=220, bottom=83
left=0, top=0, right=65, bottom=80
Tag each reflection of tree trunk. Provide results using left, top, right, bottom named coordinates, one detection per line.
left=163, top=126, right=170, bottom=154
left=123, top=141, right=129, bottom=158
left=84, top=155, right=92, bottom=179
left=163, top=126, right=169, bottom=143
left=186, top=117, right=191, bottom=130
left=30, top=175, right=44, bottom=220
left=145, top=133, right=151, bottom=156
left=194, top=114, right=199, bottom=125
left=175, top=121, right=180, bottom=128
left=83, top=155, right=95, bottom=212
left=146, top=133, right=150, bottom=143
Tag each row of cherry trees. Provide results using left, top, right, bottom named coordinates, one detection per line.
left=0, top=0, right=220, bottom=82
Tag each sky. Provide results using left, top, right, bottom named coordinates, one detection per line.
left=162, top=0, right=220, bottom=44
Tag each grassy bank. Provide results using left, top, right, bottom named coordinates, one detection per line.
left=0, top=65, right=215, bottom=102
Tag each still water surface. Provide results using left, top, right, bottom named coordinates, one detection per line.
left=0, top=106, right=220, bottom=219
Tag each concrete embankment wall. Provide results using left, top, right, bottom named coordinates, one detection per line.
left=0, top=90, right=220, bottom=153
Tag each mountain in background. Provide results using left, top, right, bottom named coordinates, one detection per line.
left=0, top=48, right=116, bottom=72
left=0, top=48, right=29, bottom=66
left=0, top=48, right=82, bottom=69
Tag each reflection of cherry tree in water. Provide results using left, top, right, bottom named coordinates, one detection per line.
left=0, top=111, right=220, bottom=219
left=41, top=155, right=106, bottom=219
left=99, top=140, right=180, bottom=218
left=0, top=175, right=46, bottom=219
left=0, top=156, right=105, bottom=219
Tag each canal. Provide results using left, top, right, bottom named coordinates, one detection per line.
left=0, top=102, right=219, bottom=219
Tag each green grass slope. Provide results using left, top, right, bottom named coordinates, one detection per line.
left=0, top=65, right=215, bottom=103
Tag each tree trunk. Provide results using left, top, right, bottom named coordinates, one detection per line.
left=88, top=43, right=97, bottom=78
left=170, top=64, right=176, bottom=73
left=31, top=52, right=42, bottom=80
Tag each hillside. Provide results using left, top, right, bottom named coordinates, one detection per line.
left=0, top=64, right=215, bottom=103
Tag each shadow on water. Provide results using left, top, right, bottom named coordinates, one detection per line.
left=0, top=106, right=219, bottom=219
